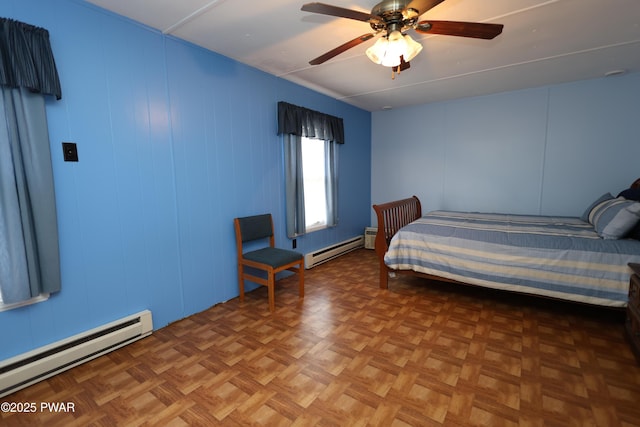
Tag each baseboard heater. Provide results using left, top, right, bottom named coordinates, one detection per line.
left=304, top=235, right=364, bottom=269
left=0, top=310, right=153, bottom=398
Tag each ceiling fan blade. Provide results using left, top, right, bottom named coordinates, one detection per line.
left=301, top=2, right=379, bottom=23
left=415, top=20, right=503, bottom=39
left=405, top=0, right=445, bottom=15
left=309, top=33, right=375, bottom=65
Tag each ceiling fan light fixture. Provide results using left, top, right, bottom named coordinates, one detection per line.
left=365, top=37, right=387, bottom=65
left=402, top=34, right=422, bottom=62
left=365, top=30, right=422, bottom=68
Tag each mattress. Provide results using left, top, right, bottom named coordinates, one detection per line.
left=384, top=211, right=640, bottom=307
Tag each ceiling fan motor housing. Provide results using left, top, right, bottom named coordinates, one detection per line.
left=370, top=0, right=420, bottom=33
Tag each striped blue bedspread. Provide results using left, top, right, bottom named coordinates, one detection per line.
left=384, top=211, right=640, bottom=307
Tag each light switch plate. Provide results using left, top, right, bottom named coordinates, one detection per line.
left=62, top=142, right=78, bottom=162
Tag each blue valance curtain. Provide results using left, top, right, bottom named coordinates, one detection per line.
left=0, top=17, right=61, bottom=307
left=277, top=101, right=345, bottom=144
left=0, top=18, right=62, bottom=99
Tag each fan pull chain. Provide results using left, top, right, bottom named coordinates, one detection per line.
left=391, top=55, right=409, bottom=79
left=391, top=65, right=402, bottom=80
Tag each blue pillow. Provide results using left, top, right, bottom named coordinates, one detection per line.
left=629, top=223, right=640, bottom=240
left=588, top=197, right=640, bottom=239
left=618, top=188, right=640, bottom=201
left=581, top=193, right=613, bottom=222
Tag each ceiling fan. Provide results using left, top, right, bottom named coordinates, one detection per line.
left=301, top=0, right=503, bottom=75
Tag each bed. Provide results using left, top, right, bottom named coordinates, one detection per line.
left=372, top=179, right=640, bottom=307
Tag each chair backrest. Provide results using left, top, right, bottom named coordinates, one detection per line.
left=235, top=214, right=274, bottom=243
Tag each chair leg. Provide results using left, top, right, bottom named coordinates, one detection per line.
left=267, top=272, right=275, bottom=312
left=237, top=263, right=245, bottom=302
left=298, top=263, right=304, bottom=298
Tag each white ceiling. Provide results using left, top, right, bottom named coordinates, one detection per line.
left=83, top=0, right=640, bottom=112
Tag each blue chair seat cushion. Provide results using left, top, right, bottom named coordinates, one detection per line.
left=243, top=247, right=303, bottom=268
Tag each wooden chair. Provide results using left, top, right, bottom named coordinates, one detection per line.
left=233, top=214, right=304, bottom=312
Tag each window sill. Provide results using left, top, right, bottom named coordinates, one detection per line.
left=305, top=223, right=328, bottom=234
left=0, top=293, right=49, bottom=312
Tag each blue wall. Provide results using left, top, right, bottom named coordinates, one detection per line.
left=0, top=0, right=371, bottom=360
left=372, top=72, right=640, bottom=221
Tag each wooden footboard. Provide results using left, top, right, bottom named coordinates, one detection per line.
left=372, top=196, right=422, bottom=289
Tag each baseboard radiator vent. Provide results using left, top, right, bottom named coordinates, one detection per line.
left=304, top=235, right=364, bottom=269
left=0, top=310, right=152, bottom=398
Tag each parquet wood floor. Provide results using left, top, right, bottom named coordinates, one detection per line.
left=3, top=249, right=640, bottom=426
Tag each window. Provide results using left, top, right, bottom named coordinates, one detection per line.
left=283, top=134, right=339, bottom=237
left=301, top=137, right=327, bottom=232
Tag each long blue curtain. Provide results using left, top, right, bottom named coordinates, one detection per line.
left=324, top=139, right=339, bottom=228
left=283, top=134, right=306, bottom=238
left=0, top=18, right=61, bottom=306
